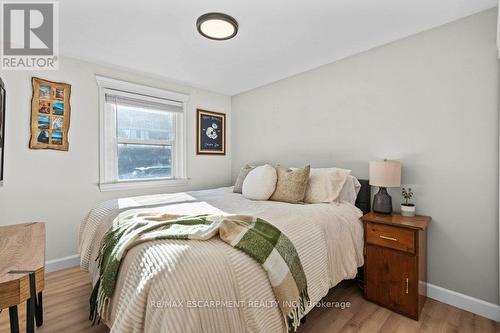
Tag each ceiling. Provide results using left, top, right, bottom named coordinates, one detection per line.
left=59, top=0, right=497, bottom=96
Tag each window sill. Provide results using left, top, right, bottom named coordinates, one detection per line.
left=99, top=178, right=189, bottom=192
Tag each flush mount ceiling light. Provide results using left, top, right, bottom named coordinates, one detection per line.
left=196, top=13, right=238, bottom=41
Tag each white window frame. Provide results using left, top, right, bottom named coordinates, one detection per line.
left=96, top=76, right=189, bottom=191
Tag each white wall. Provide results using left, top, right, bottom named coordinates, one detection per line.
left=232, top=9, right=499, bottom=304
left=0, top=57, right=232, bottom=261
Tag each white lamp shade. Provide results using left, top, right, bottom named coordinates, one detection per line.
left=369, top=160, right=401, bottom=187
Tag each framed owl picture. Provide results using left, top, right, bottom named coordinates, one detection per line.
left=196, top=109, right=225, bottom=155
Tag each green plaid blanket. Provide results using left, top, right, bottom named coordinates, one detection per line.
left=89, top=212, right=309, bottom=331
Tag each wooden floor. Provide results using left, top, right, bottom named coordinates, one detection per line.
left=0, top=267, right=498, bottom=333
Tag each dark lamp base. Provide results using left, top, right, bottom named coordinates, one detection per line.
left=373, top=187, right=392, bottom=214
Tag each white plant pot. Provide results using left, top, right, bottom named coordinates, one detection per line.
left=401, top=204, right=416, bottom=217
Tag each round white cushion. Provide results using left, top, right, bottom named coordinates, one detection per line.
left=242, top=164, right=277, bottom=201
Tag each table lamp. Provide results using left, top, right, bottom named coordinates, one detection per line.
left=369, top=159, right=401, bottom=214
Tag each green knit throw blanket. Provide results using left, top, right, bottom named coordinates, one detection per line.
left=89, top=212, right=309, bottom=331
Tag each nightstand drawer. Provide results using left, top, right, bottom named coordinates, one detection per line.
left=366, top=222, right=415, bottom=253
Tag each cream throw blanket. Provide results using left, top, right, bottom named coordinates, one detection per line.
left=90, top=212, right=309, bottom=331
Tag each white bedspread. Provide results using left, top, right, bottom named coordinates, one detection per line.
left=79, top=187, right=364, bottom=333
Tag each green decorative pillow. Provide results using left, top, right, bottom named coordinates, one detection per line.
left=270, top=165, right=311, bottom=203
left=233, top=164, right=255, bottom=193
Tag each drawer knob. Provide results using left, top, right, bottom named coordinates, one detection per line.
left=379, top=235, right=397, bottom=242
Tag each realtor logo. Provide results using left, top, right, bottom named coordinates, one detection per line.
left=1, top=1, right=59, bottom=70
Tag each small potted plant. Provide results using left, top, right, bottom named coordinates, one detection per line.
left=401, top=187, right=415, bottom=217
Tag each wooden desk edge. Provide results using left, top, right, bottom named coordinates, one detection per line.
left=0, top=222, right=46, bottom=310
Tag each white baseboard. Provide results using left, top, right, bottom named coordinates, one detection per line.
left=45, top=254, right=80, bottom=273
left=426, top=282, right=499, bottom=322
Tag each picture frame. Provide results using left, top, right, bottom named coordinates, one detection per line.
left=30, top=77, right=71, bottom=151
left=196, top=109, right=226, bottom=155
left=0, top=78, right=5, bottom=184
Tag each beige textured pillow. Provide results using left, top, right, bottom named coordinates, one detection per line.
left=233, top=164, right=255, bottom=193
left=270, top=165, right=311, bottom=203
left=304, top=168, right=351, bottom=203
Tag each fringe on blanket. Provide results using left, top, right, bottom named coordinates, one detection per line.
left=89, top=278, right=111, bottom=325
left=285, top=290, right=310, bottom=332
left=89, top=279, right=100, bottom=324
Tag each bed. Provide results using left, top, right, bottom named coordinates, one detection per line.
left=79, top=181, right=370, bottom=333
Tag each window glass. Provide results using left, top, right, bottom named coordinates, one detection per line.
left=116, top=105, right=174, bottom=141
left=117, top=144, right=172, bottom=180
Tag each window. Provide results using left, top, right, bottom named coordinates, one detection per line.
left=97, top=76, right=188, bottom=191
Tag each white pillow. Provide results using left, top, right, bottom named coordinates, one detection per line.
left=339, top=175, right=362, bottom=205
left=242, top=164, right=277, bottom=201
left=304, top=168, right=351, bottom=203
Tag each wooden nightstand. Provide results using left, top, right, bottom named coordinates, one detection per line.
left=361, top=212, right=431, bottom=320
